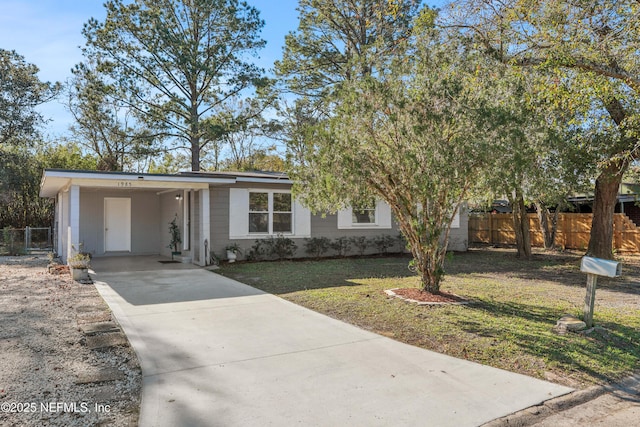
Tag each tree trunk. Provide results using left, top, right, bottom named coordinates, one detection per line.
left=587, top=162, right=625, bottom=260
left=191, top=135, right=200, bottom=171
left=511, top=191, right=532, bottom=259
left=535, top=201, right=558, bottom=250
left=418, top=253, right=444, bottom=294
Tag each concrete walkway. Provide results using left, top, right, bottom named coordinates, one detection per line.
left=92, top=257, right=572, bottom=427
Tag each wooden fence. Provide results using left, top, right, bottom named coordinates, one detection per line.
left=468, top=213, right=640, bottom=253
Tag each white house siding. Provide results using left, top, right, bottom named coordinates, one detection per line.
left=78, top=189, right=161, bottom=257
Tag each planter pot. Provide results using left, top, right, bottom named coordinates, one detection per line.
left=171, top=251, right=182, bottom=260
left=71, top=267, right=90, bottom=282
left=226, top=250, right=237, bottom=263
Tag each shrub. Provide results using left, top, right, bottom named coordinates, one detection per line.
left=304, top=237, right=331, bottom=258
left=330, top=236, right=351, bottom=257
left=349, top=236, right=369, bottom=256
left=271, top=234, right=298, bottom=260
left=396, top=233, right=408, bottom=253
left=372, top=234, right=396, bottom=254
left=247, top=239, right=268, bottom=261
left=248, top=234, right=298, bottom=261
left=68, top=252, right=91, bottom=269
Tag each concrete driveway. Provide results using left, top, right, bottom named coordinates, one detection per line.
left=92, top=257, right=572, bottom=427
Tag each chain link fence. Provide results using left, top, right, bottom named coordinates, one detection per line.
left=1, top=227, right=53, bottom=255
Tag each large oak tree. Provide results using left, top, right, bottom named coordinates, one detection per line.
left=447, top=0, right=640, bottom=259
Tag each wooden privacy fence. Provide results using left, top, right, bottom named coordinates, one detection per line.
left=469, top=213, right=640, bottom=253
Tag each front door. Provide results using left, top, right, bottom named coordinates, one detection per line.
left=104, top=197, right=131, bottom=252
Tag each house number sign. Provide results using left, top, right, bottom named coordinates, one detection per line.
left=117, top=181, right=133, bottom=187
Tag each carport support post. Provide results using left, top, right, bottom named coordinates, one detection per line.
left=584, top=273, right=597, bottom=328
left=199, top=189, right=210, bottom=266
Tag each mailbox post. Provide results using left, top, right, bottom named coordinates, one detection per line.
left=580, top=257, right=622, bottom=328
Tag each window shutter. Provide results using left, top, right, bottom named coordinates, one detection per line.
left=377, top=201, right=392, bottom=229
left=229, top=188, right=249, bottom=238
left=337, top=207, right=352, bottom=229
left=293, top=200, right=311, bottom=237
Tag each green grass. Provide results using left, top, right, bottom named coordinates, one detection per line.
left=218, top=248, right=640, bottom=388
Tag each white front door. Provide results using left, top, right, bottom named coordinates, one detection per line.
left=104, top=197, right=131, bottom=252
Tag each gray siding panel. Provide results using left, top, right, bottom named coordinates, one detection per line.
left=79, top=189, right=162, bottom=257
left=208, top=185, right=468, bottom=259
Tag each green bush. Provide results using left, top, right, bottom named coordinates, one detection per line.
left=349, top=236, right=369, bottom=256
left=372, top=234, right=396, bottom=254
left=248, top=234, right=298, bottom=261
left=304, top=237, right=331, bottom=258
left=330, top=236, right=351, bottom=257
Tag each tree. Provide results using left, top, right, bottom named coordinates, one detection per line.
left=211, top=96, right=282, bottom=171
left=474, top=65, right=593, bottom=258
left=0, top=142, right=96, bottom=228
left=80, top=0, right=266, bottom=171
left=68, top=61, right=164, bottom=171
left=275, top=0, right=421, bottom=99
left=290, top=25, right=495, bottom=293
left=446, top=0, right=640, bottom=259
left=0, top=49, right=60, bottom=145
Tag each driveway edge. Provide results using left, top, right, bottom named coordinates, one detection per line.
left=482, top=372, right=640, bottom=426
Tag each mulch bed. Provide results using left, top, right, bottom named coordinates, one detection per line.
left=385, top=288, right=469, bottom=305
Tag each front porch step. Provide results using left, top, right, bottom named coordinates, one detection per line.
left=174, top=255, right=192, bottom=263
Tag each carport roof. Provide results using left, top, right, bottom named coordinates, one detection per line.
left=39, top=169, right=291, bottom=198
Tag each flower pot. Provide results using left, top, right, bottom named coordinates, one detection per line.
left=226, top=250, right=237, bottom=263
left=71, top=267, right=89, bottom=282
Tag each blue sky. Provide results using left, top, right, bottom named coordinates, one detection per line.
left=0, top=0, right=445, bottom=138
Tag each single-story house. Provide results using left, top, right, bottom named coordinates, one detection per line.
left=39, top=169, right=469, bottom=265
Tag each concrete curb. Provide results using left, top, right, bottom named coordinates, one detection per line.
left=482, top=372, right=640, bottom=426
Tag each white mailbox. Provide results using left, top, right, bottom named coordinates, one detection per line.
left=580, top=256, right=622, bottom=278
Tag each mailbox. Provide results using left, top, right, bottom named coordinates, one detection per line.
left=580, top=256, right=622, bottom=278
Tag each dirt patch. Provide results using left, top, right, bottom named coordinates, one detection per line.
left=0, top=256, right=141, bottom=427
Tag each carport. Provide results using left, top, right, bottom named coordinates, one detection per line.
left=40, top=169, right=234, bottom=265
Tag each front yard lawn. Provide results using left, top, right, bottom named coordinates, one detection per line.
left=218, top=248, right=640, bottom=388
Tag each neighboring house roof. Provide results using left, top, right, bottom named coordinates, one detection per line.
left=568, top=182, right=640, bottom=204
left=39, top=169, right=292, bottom=198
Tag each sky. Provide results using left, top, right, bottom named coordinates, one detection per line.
left=0, top=0, right=446, bottom=140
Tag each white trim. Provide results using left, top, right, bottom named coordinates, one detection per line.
left=182, top=190, right=190, bottom=251
left=39, top=170, right=234, bottom=198
left=199, top=189, right=210, bottom=266
left=67, top=186, right=80, bottom=261
left=42, top=169, right=234, bottom=184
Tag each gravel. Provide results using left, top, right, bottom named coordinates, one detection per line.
left=0, top=256, right=141, bottom=427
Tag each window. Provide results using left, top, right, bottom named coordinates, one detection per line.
left=249, top=191, right=292, bottom=234
left=229, top=188, right=311, bottom=239
left=249, top=192, right=269, bottom=233
left=337, top=200, right=392, bottom=229
left=273, top=193, right=292, bottom=232
left=352, top=201, right=376, bottom=224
